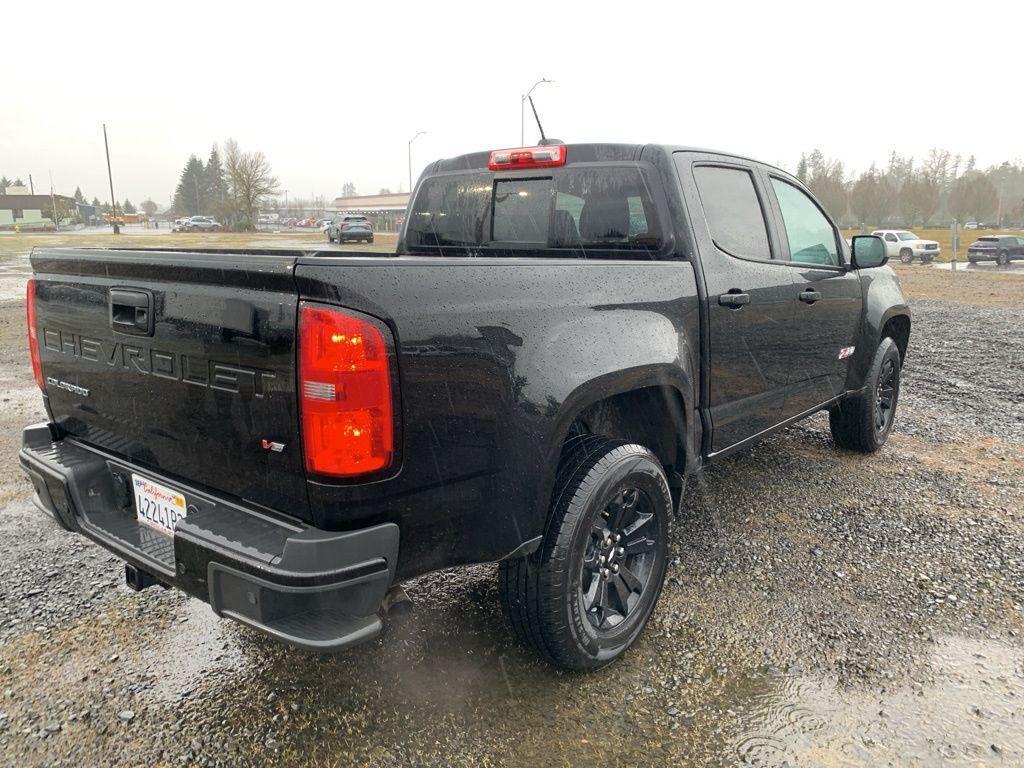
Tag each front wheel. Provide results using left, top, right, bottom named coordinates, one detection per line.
left=499, top=438, right=672, bottom=670
left=997, top=250, right=1010, bottom=266
left=899, top=249, right=914, bottom=264
left=830, top=337, right=902, bottom=452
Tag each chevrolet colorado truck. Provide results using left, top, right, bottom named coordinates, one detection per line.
left=20, top=143, right=910, bottom=670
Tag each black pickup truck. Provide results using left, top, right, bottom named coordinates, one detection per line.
left=20, top=143, right=910, bottom=670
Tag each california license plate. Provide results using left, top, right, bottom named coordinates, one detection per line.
left=132, top=474, right=187, bottom=536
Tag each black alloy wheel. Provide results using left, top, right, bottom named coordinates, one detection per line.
left=498, top=438, right=672, bottom=670
left=580, top=486, right=659, bottom=630
left=875, top=357, right=897, bottom=435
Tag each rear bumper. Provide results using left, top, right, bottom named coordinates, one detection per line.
left=19, top=422, right=399, bottom=652
left=337, top=231, right=373, bottom=240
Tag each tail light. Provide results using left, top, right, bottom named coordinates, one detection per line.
left=26, top=280, right=44, bottom=390
left=488, top=144, right=566, bottom=171
left=299, top=303, right=395, bottom=478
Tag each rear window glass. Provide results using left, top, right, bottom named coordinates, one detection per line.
left=979, top=237, right=999, bottom=242
left=493, top=178, right=550, bottom=243
left=404, top=165, right=663, bottom=254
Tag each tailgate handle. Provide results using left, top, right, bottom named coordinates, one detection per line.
left=110, top=288, right=154, bottom=336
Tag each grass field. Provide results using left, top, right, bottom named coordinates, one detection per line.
left=841, top=227, right=1023, bottom=261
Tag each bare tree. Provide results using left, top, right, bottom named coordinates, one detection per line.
left=850, top=165, right=896, bottom=228
left=224, top=139, right=280, bottom=230
left=42, top=197, right=76, bottom=228
left=949, top=172, right=999, bottom=223
left=898, top=172, right=940, bottom=227
left=140, top=199, right=159, bottom=217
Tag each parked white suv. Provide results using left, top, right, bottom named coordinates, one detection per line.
left=872, top=230, right=940, bottom=264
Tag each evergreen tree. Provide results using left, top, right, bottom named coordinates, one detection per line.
left=0, top=176, right=10, bottom=193
left=14, top=177, right=24, bottom=187
left=73, top=186, right=85, bottom=203
left=91, top=196, right=102, bottom=207
left=206, top=144, right=229, bottom=220
left=173, top=155, right=206, bottom=216
left=795, top=154, right=809, bottom=183
left=123, top=199, right=136, bottom=214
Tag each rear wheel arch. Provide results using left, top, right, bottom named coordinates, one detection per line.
left=565, top=385, right=689, bottom=476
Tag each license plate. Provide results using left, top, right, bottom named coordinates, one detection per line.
left=132, top=474, right=187, bottom=536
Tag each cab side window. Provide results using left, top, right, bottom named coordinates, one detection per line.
left=693, top=166, right=771, bottom=260
left=885, top=233, right=897, bottom=243
left=770, top=179, right=840, bottom=266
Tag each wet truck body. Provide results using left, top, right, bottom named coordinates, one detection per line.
left=20, top=143, right=910, bottom=664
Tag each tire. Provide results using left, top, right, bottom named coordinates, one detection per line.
left=498, top=437, right=672, bottom=670
left=997, top=250, right=1010, bottom=266
left=829, top=336, right=902, bottom=453
left=899, top=249, right=914, bottom=264
left=328, top=234, right=335, bottom=243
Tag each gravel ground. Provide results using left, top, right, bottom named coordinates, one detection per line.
left=0, top=264, right=1022, bottom=766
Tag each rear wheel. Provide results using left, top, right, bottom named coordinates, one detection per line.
left=997, top=250, right=1010, bottom=266
left=899, top=248, right=914, bottom=264
left=830, top=337, right=901, bottom=453
left=499, top=438, right=672, bottom=670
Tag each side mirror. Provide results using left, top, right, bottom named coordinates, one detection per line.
left=851, top=235, right=888, bottom=269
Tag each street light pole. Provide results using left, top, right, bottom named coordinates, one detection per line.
left=520, top=78, right=552, bottom=145
left=408, top=131, right=427, bottom=195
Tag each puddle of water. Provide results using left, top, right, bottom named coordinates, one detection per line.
left=129, top=598, right=247, bottom=704
left=932, top=261, right=1024, bottom=275
left=724, top=634, right=1024, bottom=766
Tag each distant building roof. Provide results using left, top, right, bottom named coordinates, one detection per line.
left=331, top=192, right=409, bottom=212
left=0, top=193, right=76, bottom=210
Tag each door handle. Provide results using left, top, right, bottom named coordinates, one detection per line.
left=718, top=291, right=750, bottom=308
left=109, top=288, right=154, bottom=336
left=799, top=290, right=822, bottom=304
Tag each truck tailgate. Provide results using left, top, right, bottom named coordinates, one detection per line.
left=30, top=248, right=309, bottom=519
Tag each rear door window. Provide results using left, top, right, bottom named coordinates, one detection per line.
left=692, top=166, right=771, bottom=260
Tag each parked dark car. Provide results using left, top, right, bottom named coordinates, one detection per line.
left=327, top=215, right=374, bottom=243
left=21, top=142, right=909, bottom=670
left=967, top=235, right=1024, bottom=266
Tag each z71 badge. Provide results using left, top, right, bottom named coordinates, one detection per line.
left=838, top=346, right=856, bottom=360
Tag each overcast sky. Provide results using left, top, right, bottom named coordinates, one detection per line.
left=3, top=0, right=1021, bottom=206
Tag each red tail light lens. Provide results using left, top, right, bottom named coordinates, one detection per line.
left=26, top=280, right=44, bottom=390
left=299, top=303, right=394, bottom=478
left=488, top=144, right=566, bottom=171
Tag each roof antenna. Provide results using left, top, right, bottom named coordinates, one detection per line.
left=528, top=95, right=562, bottom=146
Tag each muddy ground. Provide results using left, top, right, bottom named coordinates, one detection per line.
left=0, top=247, right=1022, bottom=766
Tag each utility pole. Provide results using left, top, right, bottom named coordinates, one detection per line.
left=103, top=123, right=120, bottom=234
left=408, top=131, right=427, bottom=195
left=28, top=174, right=35, bottom=194
left=520, top=78, right=552, bottom=145
left=49, top=170, right=58, bottom=232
